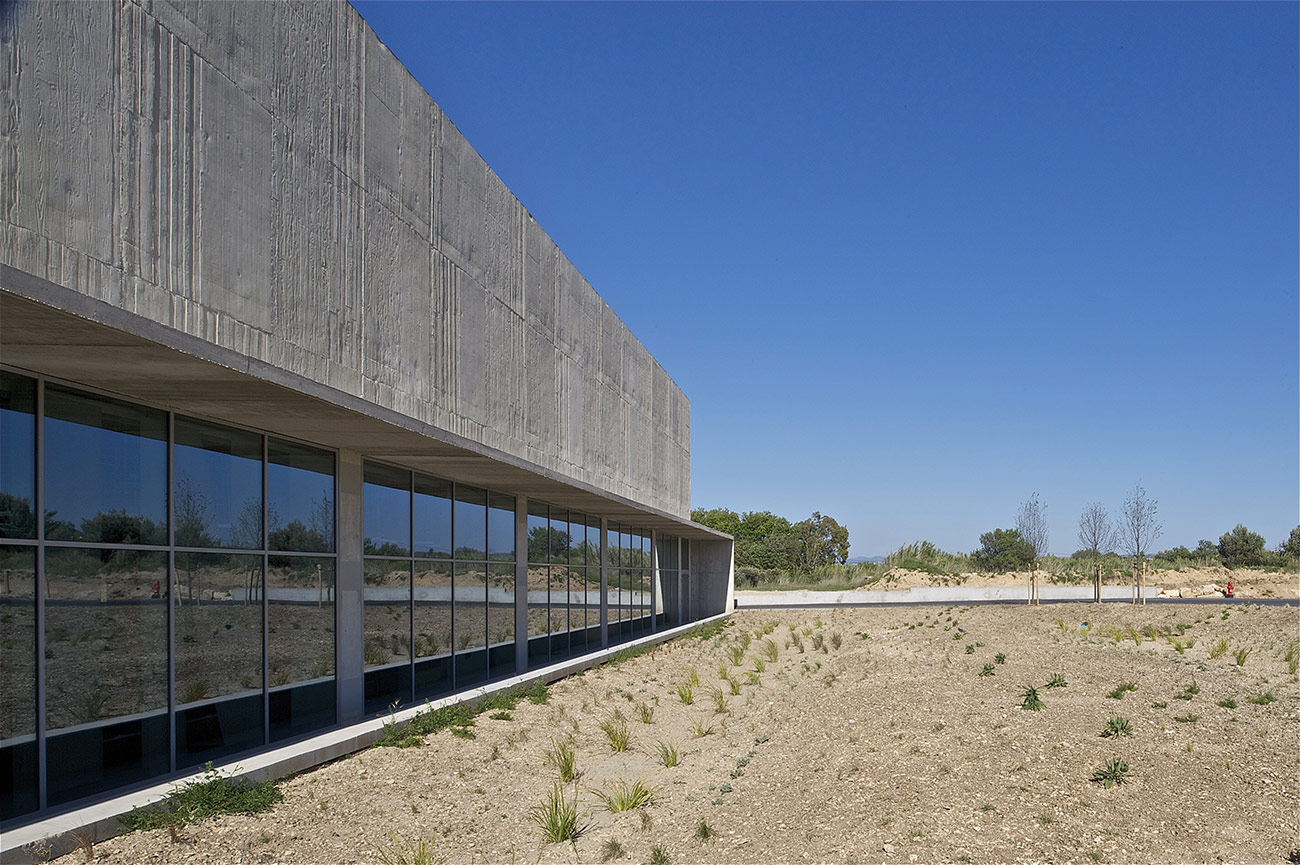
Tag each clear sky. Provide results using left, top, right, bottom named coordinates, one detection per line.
left=353, top=1, right=1298, bottom=558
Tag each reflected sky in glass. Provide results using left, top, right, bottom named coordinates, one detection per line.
left=174, top=417, right=263, bottom=549
left=0, top=372, right=36, bottom=538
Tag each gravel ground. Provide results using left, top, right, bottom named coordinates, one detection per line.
left=57, top=602, right=1298, bottom=865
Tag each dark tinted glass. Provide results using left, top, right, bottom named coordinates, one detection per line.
left=364, top=463, right=411, bottom=556
left=487, top=562, right=515, bottom=680
left=364, top=558, right=411, bottom=669
left=487, top=492, right=515, bottom=560
left=413, top=560, right=452, bottom=660
left=267, top=439, right=334, bottom=552
left=453, top=486, right=486, bottom=560
left=174, top=417, right=263, bottom=549
left=0, top=545, right=37, bottom=820
left=44, top=385, right=167, bottom=545
left=549, top=509, right=570, bottom=565
left=174, top=552, right=264, bottom=703
left=267, top=557, right=334, bottom=686
left=526, top=501, right=548, bottom=564
left=413, top=474, right=452, bottom=558
left=454, top=563, right=487, bottom=687
left=0, top=372, right=36, bottom=539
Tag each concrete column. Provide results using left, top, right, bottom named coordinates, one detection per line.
left=515, top=496, right=528, bottom=673
left=599, top=518, right=609, bottom=648
left=335, top=449, right=364, bottom=726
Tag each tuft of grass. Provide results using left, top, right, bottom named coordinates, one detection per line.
left=636, top=703, right=655, bottom=724
left=965, top=644, right=975, bottom=654
left=687, top=667, right=700, bottom=687
left=1217, top=698, right=1237, bottom=709
left=729, top=644, right=745, bottom=666
left=979, top=663, right=995, bottom=677
left=790, top=631, right=805, bottom=653
left=708, top=686, right=728, bottom=715
left=544, top=738, right=577, bottom=782
left=1045, top=672, right=1068, bottom=689
left=657, top=742, right=680, bottom=768
left=531, top=783, right=590, bottom=844
left=1285, top=642, right=1298, bottom=675
left=761, top=639, right=779, bottom=662
left=377, top=836, right=445, bottom=865
left=1174, top=714, right=1199, bottom=723
left=649, top=844, right=670, bottom=865
left=1019, top=685, right=1045, bottom=711
left=1106, top=682, right=1137, bottom=700
left=676, top=684, right=694, bottom=705
left=599, top=839, right=624, bottom=863
left=1101, top=716, right=1132, bottom=738
left=599, top=718, right=630, bottom=753
left=488, top=711, right=512, bottom=721
left=994, top=653, right=1006, bottom=665
left=830, top=632, right=842, bottom=650
left=1175, top=681, right=1200, bottom=701
left=694, top=820, right=715, bottom=842
left=1208, top=638, right=1229, bottom=660
left=120, top=763, right=281, bottom=832
left=1090, top=757, right=1130, bottom=788
left=753, top=658, right=766, bottom=673
left=593, top=777, right=656, bottom=812
left=1247, top=691, right=1276, bottom=705
left=1233, top=647, right=1252, bottom=667
left=690, top=718, right=715, bottom=738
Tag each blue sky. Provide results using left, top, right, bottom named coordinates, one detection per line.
left=353, top=1, right=1298, bottom=557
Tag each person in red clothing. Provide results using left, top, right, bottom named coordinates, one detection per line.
left=1225, top=580, right=1234, bottom=598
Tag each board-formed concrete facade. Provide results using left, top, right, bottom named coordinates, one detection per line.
left=0, top=0, right=732, bottom=828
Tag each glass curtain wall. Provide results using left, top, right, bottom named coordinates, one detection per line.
left=361, top=462, right=515, bottom=715
left=604, top=522, right=651, bottom=644
left=525, top=502, right=606, bottom=666
left=0, top=370, right=336, bottom=821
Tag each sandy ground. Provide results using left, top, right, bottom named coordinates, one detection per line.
left=870, top=567, right=1298, bottom=599
left=54, top=602, right=1298, bottom=865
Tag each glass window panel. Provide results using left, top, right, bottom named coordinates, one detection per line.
left=681, top=539, right=690, bottom=569
left=174, top=417, right=263, bottom=549
left=453, top=563, right=487, bottom=688
left=0, top=372, right=36, bottom=539
left=487, top=492, right=515, bottom=561
left=526, top=501, right=548, bottom=564
left=267, top=439, right=334, bottom=552
left=174, top=552, right=264, bottom=703
left=363, top=463, right=411, bottom=556
left=526, top=563, right=549, bottom=668
left=657, top=535, right=679, bottom=571
left=413, top=474, right=452, bottom=558
left=549, top=509, right=570, bottom=565
left=176, top=693, right=264, bottom=771
left=364, top=558, right=412, bottom=669
left=44, top=385, right=167, bottom=545
left=413, top=560, right=452, bottom=660
left=267, top=556, right=335, bottom=687
left=0, top=545, right=37, bottom=820
left=453, top=486, right=487, bottom=560
left=487, top=562, right=516, bottom=680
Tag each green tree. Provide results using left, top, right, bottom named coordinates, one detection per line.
left=1279, top=525, right=1300, bottom=563
left=1217, top=524, right=1266, bottom=568
left=794, top=511, right=850, bottom=569
left=970, top=528, right=1034, bottom=573
left=735, top=511, right=800, bottom=572
left=691, top=508, right=741, bottom=538
left=528, top=525, right=571, bottom=563
left=1194, top=539, right=1220, bottom=565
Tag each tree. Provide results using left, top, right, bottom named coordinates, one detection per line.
left=690, top=507, right=741, bottom=538
left=734, top=511, right=800, bottom=572
left=1015, top=494, right=1049, bottom=563
left=1194, top=539, right=1220, bottom=565
left=1118, top=484, right=1162, bottom=561
left=970, top=528, right=1034, bottom=573
left=1077, top=503, right=1116, bottom=559
left=794, top=512, right=850, bottom=569
left=1281, top=526, right=1300, bottom=563
left=527, top=525, right=571, bottom=563
left=1217, top=524, right=1266, bottom=569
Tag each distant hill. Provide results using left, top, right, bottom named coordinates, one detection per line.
left=848, top=555, right=886, bottom=564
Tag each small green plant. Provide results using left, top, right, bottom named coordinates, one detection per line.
left=979, top=663, right=995, bottom=677
left=657, top=742, right=680, bottom=768
left=694, top=820, right=715, bottom=842
left=1174, top=713, right=1199, bottom=723
left=1151, top=701, right=1167, bottom=709
left=830, top=632, right=842, bottom=649
left=599, top=718, right=630, bottom=752
left=1247, top=691, right=1276, bottom=705
left=531, top=783, right=590, bottom=844
left=1167, top=636, right=1186, bottom=655
left=1019, top=685, right=1045, bottom=711
left=676, top=683, right=694, bottom=705
left=636, top=702, right=655, bottom=724
left=488, top=711, right=511, bottom=721
left=687, top=667, right=700, bottom=687
left=594, top=777, right=656, bottom=812
left=811, top=632, right=826, bottom=652
left=1175, top=681, right=1200, bottom=701
left=994, top=653, right=1006, bottom=665
left=1233, top=647, right=1252, bottom=667
left=649, top=844, right=670, bottom=865
left=544, top=738, right=577, bottom=782
left=1091, top=757, right=1130, bottom=788
left=761, top=639, right=779, bottom=662
left=1126, top=626, right=1142, bottom=646
left=1217, top=698, right=1237, bottom=709
left=377, top=835, right=445, bottom=865
left=753, top=658, right=766, bottom=673
left=1208, top=638, right=1229, bottom=660
left=1107, top=682, right=1137, bottom=700
left=1101, top=716, right=1132, bottom=738
left=790, top=631, right=805, bottom=653
left=120, top=763, right=281, bottom=832
left=716, top=662, right=729, bottom=681
left=725, top=674, right=742, bottom=696
left=708, top=686, right=727, bottom=714
left=1045, top=673, right=1067, bottom=689
left=1284, top=642, right=1298, bottom=675
left=690, top=718, right=715, bottom=737
left=599, top=839, right=625, bottom=863
left=729, top=644, right=745, bottom=666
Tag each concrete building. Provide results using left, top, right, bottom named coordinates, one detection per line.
left=0, top=0, right=733, bottom=826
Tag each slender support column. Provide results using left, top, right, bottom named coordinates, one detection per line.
left=599, top=518, right=609, bottom=648
left=515, top=496, right=529, bottom=673
left=649, top=529, right=658, bottom=634
left=335, top=449, right=364, bottom=726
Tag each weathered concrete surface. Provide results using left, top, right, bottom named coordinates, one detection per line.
left=735, top=586, right=1161, bottom=607
left=0, top=0, right=690, bottom=517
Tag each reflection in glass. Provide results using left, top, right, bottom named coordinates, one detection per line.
left=174, top=552, right=264, bottom=702
left=0, top=546, right=37, bottom=820
left=487, top=492, right=515, bottom=560
left=44, top=385, right=167, bottom=546
left=174, top=417, right=263, bottom=549
left=364, top=558, right=412, bottom=669
left=453, top=486, right=487, bottom=560
left=527, top=562, right=550, bottom=667
left=0, top=372, right=36, bottom=539
left=413, top=475, right=452, bottom=558
left=488, top=562, right=516, bottom=680
left=454, top=563, right=487, bottom=687
left=364, top=463, right=411, bottom=556
left=526, top=502, right=548, bottom=564
left=268, top=556, right=335, bottom=741
left=413, top=560, right=452, bottom=699
left=268, top=439, right=334, bottom=553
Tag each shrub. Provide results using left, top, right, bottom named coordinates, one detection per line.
left=1091, top=757, right=1130, bottom=788
left=1101, top=716, right=1132, bottom=738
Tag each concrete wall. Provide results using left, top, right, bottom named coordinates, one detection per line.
left=0, top=0, right=690, bottom=517
left=690, top=538, right=736, bottom=620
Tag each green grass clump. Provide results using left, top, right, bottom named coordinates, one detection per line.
left=830, top=632, right=842, bottom=650
left=1233, top=647, right=1252, bottom=667
left=1284, top=642, right=1298, bottom=675
left=599, top=718, right=630, bottom=752
left=636, top=702, right=655, bottom=724
left=994, top=653, right=1007, bottom=665
left=1101, top=716, right=1132, bottom=738
left=544, top=738, right=577, bottom=782
left=377, top=835, right=444, bottom=865
left=599, top=839, right=625, bottom=863
left=694, top=820, right=715, bottom=842
left=1091, top=757, right=1130, bottom=788
left=657, top=741, right=680, bottom=768
left=1247, top=691, right=1276, bottom=705
left=649, top=844, right=670, bottom=864
left=979, top=663, right=995, bottom=677
left=1019, top=685, right=1045, bottom=711
left=1045, top=673, right=1068, bottom=689
left=121, top=763, right=281, bottom=832
left=1106, top=682, right=1137, bottom=700
left=761, top=639, right=779, bottom=662
left=1217, top=698, right=1237, bottom=709
left=708, top=686, right=728, bottom=714
left=676, top=683, right=694, bottom=705
left=531, top=783, right=590, bottom=844
left=1174, top=681, right=1200, bottom=701
left=690, top=719, right=715, bottom=738
left=729, top=644, right=745, bottom=666
left=686, top=667, right=700, bottom=687
left=1208, top=638, right=1229, bottom=660
left=594, top=777, right=656, bottom=812
left=1174, top=714, right=1199, bottom=723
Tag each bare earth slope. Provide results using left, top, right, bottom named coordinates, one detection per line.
left=61, top=604, right=1298, bottom=865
